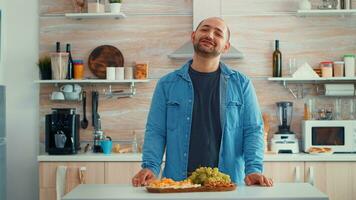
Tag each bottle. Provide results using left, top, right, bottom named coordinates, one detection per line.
left=66, top=44, right=74, bottom=79
left=272, top=40, right=282, bottom=77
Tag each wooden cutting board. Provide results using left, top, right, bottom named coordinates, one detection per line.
left=146, top=184, right=237, bottom=193
left=88, top=45, right=124, bottom=79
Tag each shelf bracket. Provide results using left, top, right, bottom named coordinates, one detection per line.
left=282, top=81, right=304, bottom=99
left=103, top=82, right=137, bottom=99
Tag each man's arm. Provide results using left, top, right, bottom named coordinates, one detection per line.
left=241, top=79, right=272, bottom=186
left=141, top=79, right=167, bottom=176
left=242, top=79, right=264, bottom=175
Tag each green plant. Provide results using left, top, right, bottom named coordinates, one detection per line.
left=109, top=0, right=121, bottom=3
left=38, top=56, right=52, bottom=80
left=38, top=56, right=51, bottom=71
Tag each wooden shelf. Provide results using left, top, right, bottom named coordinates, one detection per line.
left=34, top=79, right=149, bottom=84
left=268, top=77, right=356, bottom=83
left=297, top=9, right=356, bottom=17
left=65, top=12, right=127, bottom=20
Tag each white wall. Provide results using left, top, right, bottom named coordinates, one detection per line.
left=3, top=0, right=39, bottom=200
left=0, top=4, right=5, bottom=85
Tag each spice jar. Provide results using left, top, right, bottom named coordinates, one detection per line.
left=320, top=61, right=333, bottom=78
left=344, top=54, right=355, bottom=77
left=134, top=61, right=148, bottom=79
left=73, top=60, right=84, bottom=80
left=333, top=61, right=344, bottom=77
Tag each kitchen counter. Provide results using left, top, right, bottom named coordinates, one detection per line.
left=38, top=152, right=356, bottom=162
left=62, top=183, right=328, bottom=200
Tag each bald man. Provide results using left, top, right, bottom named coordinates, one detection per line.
left=132, top=17, right=272, bottom=187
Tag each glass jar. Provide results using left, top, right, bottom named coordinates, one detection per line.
left=344, top=54, right=355, bottom=77
left=333, top=61, right=344, bottom=77
left=73, top=60, right=84, bottom=80
left=320, top=61, right=333, bottom=78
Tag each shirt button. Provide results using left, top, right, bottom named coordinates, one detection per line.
left=188, top=99, right=192, bottom=103
left=184, top=153, right=187, bottom=157
left=187, top=117, right=190, bottom=120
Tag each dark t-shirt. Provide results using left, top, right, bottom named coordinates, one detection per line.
left=187, top=66, right=222, bottom=173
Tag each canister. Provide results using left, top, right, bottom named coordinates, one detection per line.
left=320, top=61, right=333, bottom=78
left=344, top=54, right=355, bottom=77
left=333, top=61, right=344, bottom=77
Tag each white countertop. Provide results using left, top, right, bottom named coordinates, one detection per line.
left=38, top=152, right=356, bottom=162
left=62, top=183, right=328, bottom=200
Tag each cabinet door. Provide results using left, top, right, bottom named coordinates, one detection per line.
left=105, top=162, right=142, bottom=184
left=39, top=162, right=105, bottom=200
left=305, top=162, right=354, bottom=200
left=263, top=162, right=305, bottom=183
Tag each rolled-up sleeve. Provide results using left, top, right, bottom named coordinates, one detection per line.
left=141, top=80, right=167, bottom=176
left=242, top=79, right=264, bottom=175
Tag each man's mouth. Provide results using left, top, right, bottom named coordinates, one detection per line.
left=199, top=39, right=215, bottom=47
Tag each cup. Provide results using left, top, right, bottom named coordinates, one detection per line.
left=124, top=67, right=133, bottom=80
left=101, top=139, right=113, bottom=155
left=106, top=67, right=116, bottom=80
left=55, top=131, right=67, bottom=148
left=60, top=84, right=74, bottom=93
left=115, top=67, right=124, bottom=80
left=73, top=60, right=84, bottom=80
left=51, top=91, right=65, bottom=100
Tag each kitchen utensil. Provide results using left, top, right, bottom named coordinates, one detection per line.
left=101, top=136, right=112, bottom=154
left=81, top=91, right=88, bottom=129
left=91, top=91, right=99, bottom=128
left=88, top=45, right=124, bottom=79
left=54, top=131, right=67, bottom=148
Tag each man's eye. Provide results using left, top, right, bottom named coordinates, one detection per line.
left=201, top=29, right=208, bottom=32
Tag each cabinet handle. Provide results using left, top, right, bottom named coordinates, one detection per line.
left=294, top=166, right=301, bottom=182
left=79, top=167, right=86, bottom=184
left=307, top=166, right=314, bottom=185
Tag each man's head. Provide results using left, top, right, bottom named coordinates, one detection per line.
left=191, top=17, right=231, bottom=58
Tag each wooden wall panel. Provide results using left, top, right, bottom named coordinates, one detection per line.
left=40, top=0, right=193, bottom=15
left=38, top=0, right=356, bottom=149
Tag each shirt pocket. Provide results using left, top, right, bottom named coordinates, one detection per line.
left=166, top=100, right=180, bottom=131
left=226, top=100, right=243, bottom=130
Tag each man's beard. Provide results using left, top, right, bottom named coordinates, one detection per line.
left=193, top=39, right=221, bottom=58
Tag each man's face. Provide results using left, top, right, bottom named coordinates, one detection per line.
left=191, top=18, right=230, bottom=58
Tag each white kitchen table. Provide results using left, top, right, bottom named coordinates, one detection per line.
left=62, top=183, right=328, bottom=200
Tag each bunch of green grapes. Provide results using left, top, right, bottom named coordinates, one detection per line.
left=188, top=167, right=231, bottom=185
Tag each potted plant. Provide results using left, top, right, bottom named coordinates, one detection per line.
left=109, top=0, right=122, bottom=13
left=38, top=56, right=52, bottom=80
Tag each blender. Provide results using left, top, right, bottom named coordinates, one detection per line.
left=271, top=101, right=300, bottom=153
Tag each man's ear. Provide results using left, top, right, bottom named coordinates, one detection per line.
left=222, top=41, right=231, bottom=53
left=191, top=31, right=196, bottom=43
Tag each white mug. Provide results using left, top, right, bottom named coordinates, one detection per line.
left=51, top=91, right=65, bottom=100
left=60, top=84, right=74, bottom=93
left=115, top=67, right=124, bottom=80
left=106, top=67, right=116, bottom=80
left=124, top=67, right=133, bottom=80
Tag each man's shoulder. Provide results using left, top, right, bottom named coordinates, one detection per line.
left=222, top=63, right=251, bottom=84
left=158, top=70, right=180, bottom=83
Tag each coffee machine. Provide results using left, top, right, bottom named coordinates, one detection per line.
left=271, top=102, right=300, bottom=154
left=45, top=108, right=80, bottom=155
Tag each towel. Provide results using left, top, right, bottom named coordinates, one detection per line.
left=56, top=166, right=67, bottom=200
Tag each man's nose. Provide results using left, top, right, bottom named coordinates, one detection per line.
left=206, top=31, right=214, bottom=39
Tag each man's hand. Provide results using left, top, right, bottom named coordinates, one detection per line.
left=132, top=168, right=156, bottom=187
left=244, top=173, right=273, bottom=187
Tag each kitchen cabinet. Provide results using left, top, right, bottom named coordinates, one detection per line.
left=305, top=162, right=356, bottom=200
left=263, top=162, right=304, bottom=183
left=105, top=162, right=142, bottom=184
left=39, top=162, right=105, bottom=200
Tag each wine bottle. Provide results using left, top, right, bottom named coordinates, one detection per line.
left=56, top=42, right=60, bottom=52
left=272, top=40, right=282, bottom=77
left=66, top=44, right=74, bottom=79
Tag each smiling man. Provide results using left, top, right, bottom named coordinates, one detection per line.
left=132, top=17, right=273, bottom=187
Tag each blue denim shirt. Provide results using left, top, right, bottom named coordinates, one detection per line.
left=142, top=60, right=264, bottom=185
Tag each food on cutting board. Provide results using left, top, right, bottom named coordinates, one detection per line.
left=308, top=147, right=333, bottom=154
left=147, top=167, right=234, bottom=190
left=148, top=178, right=201, bottom=189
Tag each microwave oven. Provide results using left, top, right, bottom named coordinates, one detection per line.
left=302, top=120, right=356, bottom=153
